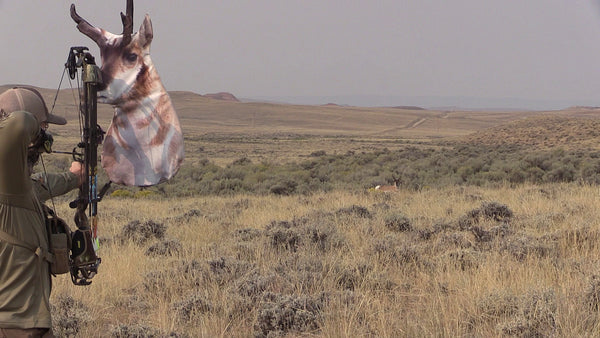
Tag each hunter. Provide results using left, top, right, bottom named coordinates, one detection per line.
left=0, top=87, right=82, bottom=338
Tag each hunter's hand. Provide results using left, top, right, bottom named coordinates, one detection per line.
left=70, top=161, right=84, bottom=187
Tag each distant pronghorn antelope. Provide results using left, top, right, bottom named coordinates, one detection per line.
left=71, top=0, right=184, bottom=187
left=374, top=175, right=400, bottom=192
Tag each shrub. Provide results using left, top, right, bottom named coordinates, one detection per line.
left=134, top=190, right=157, bottom=199
left=120, top=220, right=167, bottom=245
left=460, top=202, right=513, bottom=228
left=255, top=293, right=324, bottom=337
left=336, top=205, right=372, bottom=218
left=172, top=292, right=213, bottom=322
left=230, top=156, right=252, bottom=166
left=111, top=189, right=133, bottom=198
left=500, top=289, right=557, bottom=337
left=51, top=294, right=91, bottom=337
left=269, top=179, right=297, bottom=195
left=305, top=223, right=345, bottom=251
left=110, top=324, right=162, bottom=338
left=581, top=160, right=600, bottom=184
left=384, top=213, right=412, bottom=232
left=479, top=202, right=513, bottom=221
left=145, top=239, right=182, bottom=256
left=265, top=221, right=301, bottom=251
left=159, top=143, right=600, bottom=197
left=583, top=275, right=600, bottom=311
left=544, top=163, right=575, bottom=183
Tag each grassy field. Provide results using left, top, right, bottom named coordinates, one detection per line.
left=11, top=85, right=600, bottom=336
left=49, top=185, right=600, bottom=337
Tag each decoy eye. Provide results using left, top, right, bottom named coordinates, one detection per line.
left=124, top=53, right=137, bottom=63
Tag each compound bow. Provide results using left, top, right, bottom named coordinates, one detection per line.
left=64, top=46, right=110, bottom=285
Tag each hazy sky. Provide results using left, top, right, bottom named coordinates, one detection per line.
left=2, top=1, right=600, bottom=108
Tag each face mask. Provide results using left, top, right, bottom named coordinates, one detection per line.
left=28, top=129, right=53, bottom=166
left=33, top=129, right=53, bottom=153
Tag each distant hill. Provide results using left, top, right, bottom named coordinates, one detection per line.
left=391, top=106, right=425, bottom=110
left=203, top=92, right=239, bottom=102
left=4, top=85, right=600, bottom=140
left=462, top=112, right=600, bottom=150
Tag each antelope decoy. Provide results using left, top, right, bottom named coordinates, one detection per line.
left=71, top=0, right=184, bottom=187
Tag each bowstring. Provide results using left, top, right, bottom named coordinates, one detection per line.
left=68, top=68, right=84, bottom=139
left=49, top=67, right=66, bottom=116
left=42, top=66, right=68, bottom=217
left=43, top=62, right=84, bottom=218
left=39, top=155, right=58, bottom=216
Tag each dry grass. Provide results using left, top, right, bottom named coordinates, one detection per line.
left=49, top=184, right=600, bottom=337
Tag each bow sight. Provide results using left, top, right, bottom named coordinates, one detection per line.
left=65, top=46, right=104, bottom=285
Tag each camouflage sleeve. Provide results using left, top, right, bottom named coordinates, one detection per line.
left=0, top=111, right=40, bottom=200
left=31, top=172, right=79, bottom=202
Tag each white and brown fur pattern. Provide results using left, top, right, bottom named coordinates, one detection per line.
left=374, top=175, right=400, bottom=192
left=374, top=182, right=398, bottom=192
left=71, top=0, right=184, bottom=186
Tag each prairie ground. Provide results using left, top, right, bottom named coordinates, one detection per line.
left=50, top=183, right=600, bottom=337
